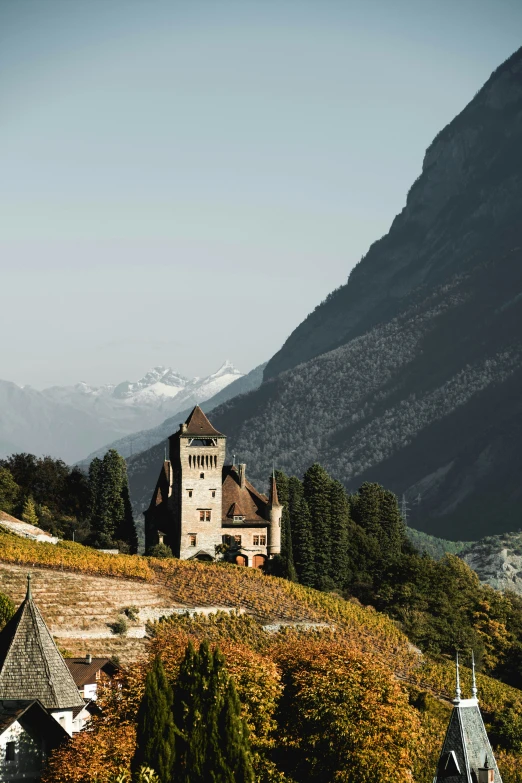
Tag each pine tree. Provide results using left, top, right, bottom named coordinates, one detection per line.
left=21, top=496, right=38, bottom=526
left=274, top=470, right=297, bottom=581
left=288, top=477, right=316, bottom=587
left=350, top=482, right=405, bottom=569
left=132, top=655, right=176, bottom=783
left=114, top=468, right=138, bottom=554
left=172, top=640, right=254, bottom=783
left=328, top=479, right=351, bottom=588
left=303, top=463, right=333, bottom=590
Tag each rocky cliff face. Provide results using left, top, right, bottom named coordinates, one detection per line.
left=128, top=48, right=522, bottom=541
left=462, top=534, right=522, bottom=597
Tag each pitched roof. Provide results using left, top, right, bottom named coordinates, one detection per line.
left=65, top=657, right=118, bottom=688
left=183, top=406, right=224, bottom=437
left=269, top=472, right=280, bottom=506
left=0, top=699, right=70, bottom=745
left=0, top=576, right=84, bottom=710
left=221, top=465, right=269, bottom=524
left=226, top=502, right=246, bottom=518
left=434, top=699, right=502, bottom=783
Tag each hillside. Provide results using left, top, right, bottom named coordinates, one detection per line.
left=126, top=48, right=522, bottom=540
left=1, top=530, right=522, bottom=782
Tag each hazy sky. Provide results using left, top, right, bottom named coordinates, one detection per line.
left=1, top=0, right=521, bottom=388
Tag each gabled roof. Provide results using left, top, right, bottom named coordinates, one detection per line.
left=226, top=502, right=246, bottom=518
left=65, top=658, right=118, bottom=688
left=183, top=406, right=223, bottom=437
left=221, top=465, right=269, bottom=525
left=0, top=699, right=69, bottom=746
left=0, top=576, right=84, bottom=710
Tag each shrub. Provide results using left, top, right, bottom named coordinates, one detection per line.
left=110, top=616, right=128, bottom=636
left=0, top=592, right=15, bottom=630
left=147, top=543, right=173, bottom=558
left=123, top=606, right=139, bottom=622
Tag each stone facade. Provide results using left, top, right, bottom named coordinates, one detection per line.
left=145, top=406, right=282, bottom=567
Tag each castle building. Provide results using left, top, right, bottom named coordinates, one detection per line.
left=144, top=406, right=282, bottom=567
left=0, top=575, right=86, bottom=781
left=433, top=654, right=502, bottom=783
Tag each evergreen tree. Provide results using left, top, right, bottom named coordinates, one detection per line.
left=132, top=655, right=176, bottom=783
left=274, top=470, right=297, bottom=581
left=328, top=479, right=351, bottom=588
left=0, top=467, right=19, bottom=514
left=88, top=450, right=137, bottom=551
left=21, top=496, right=38, bottom=526
left=288, top=477, right=316, bottom=588
left=303, top=464, right=333, bottom=590
left=350, top=482, right=405, bottom=567
left=172, top=640, right=254, bottom=783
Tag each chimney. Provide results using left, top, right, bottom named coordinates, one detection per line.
left=86, top=653, right=92, bottom=664
left=478, top=758, right=494, bottom=783
left=238, top=463, right=246, bottom=489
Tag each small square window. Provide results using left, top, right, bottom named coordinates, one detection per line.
left=260, top=535, right=266, bottom=546
left=5, top=742, right=15, bottom=761
left=212, top=490, right=216, bottom=498
left=234, top=534, right=242, bottom=545
left=189, top=535, right=197, bottom=547
left=200, top=472, right=205, bottom=479
left=188, top=489, right=193, bottom=498
left=253, top=535, right=259, bottom=546
left=199, top=510, right=211, bottom=522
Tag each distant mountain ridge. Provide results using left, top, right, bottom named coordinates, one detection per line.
left=0, top=361, right=244, bottom=464
left=126, top=47, right=522, bottom=541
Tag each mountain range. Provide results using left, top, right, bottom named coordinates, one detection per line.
left=0, top=361, right=243, bottom=464
left=126, top=47, right=522, bottom=542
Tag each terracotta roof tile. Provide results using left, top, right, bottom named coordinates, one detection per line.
left=221, top=466, right=268, bottom=524
left=183, top=406, right=223, bottom=437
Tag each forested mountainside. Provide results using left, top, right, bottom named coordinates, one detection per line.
left=265, top=47, right=522, bottom=380
left=87, top=363, right=265, bottom=463
left=128, top=48, right=522, bottom=540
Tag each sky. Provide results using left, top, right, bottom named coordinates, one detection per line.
left=1, top=0, right=521, bottom=388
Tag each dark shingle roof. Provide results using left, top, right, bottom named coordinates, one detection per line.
left=183, top=406, right=223, bottom=437
left=0, top=576, right=84, bottom=710
left=434, top=700, right=503, bottom=783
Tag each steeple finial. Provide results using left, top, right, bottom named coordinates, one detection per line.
left=454, top=651, right=461, bottom=704
left=471, top=650, right=478, bottom=699
left=26, top=573, right=32, bottom=600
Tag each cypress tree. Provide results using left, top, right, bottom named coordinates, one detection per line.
left=274, top=470, right=297, bottom=581
left=21, top=496, right=39, bottom=526
left=132, top=655, right=176, bottom=783
left=303, top=463, right=333, bottom=590
left=114, top=466, right=139, bottom=553
left=328, top=479, right=351, bottom=588
left=88, top=450, right=137, bottom=551
left=172, top=640, right=254, bottom=783
left=288, top=477, right=316, bottom=588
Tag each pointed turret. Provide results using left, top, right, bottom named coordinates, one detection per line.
left=0, top=574, right=84, bottom=712
left=433, top=653, right=502, bottom=782
left=267, top=470, right=282, bottom=558
left=180, top=405, right=224, bottom=437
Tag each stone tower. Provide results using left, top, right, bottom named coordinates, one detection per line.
left=267, top=472, right=282, bottom=557
left=167, top=406, right=226, bottom=559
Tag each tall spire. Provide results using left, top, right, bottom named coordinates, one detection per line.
left=26, top=573, right=32, bottom=600
left=471, top=650, right=478, bottom=700
left=454, top=651, right=461, bottom=704
left=269, top=469, right=280, bottom=506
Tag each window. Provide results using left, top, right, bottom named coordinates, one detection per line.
left=95, top=669, right=101, bottom=681
left=222, top=535, right=232, bottom=546
left=211, top=490, right=216, bottom=498
left=5, top=742, right=15, bottom=761
left=234, top=535, right=242, bottom=545
left=187, top=489, right=193, bottom=498
left=189, top=534, right=197, bottom=547
left=199, top=510, right=211, bottom=521
left=200, top=473, right=205, bottom=479
left=253, top=535, right=267, bottom=546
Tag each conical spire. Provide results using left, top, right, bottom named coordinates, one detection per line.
left=269, top=469, right=280, bottom=507
left=471, top=650, right=478, bottom=700
left=454, top=651, right=461, bottom=704
left=0, top=575, right=84, bottom=709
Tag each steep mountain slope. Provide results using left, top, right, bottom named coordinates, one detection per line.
left=127, top=48, right=522, bottom=540
left=85, top=362, right=265, bottom=463
left=0, top=362, right=243, bottom=464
